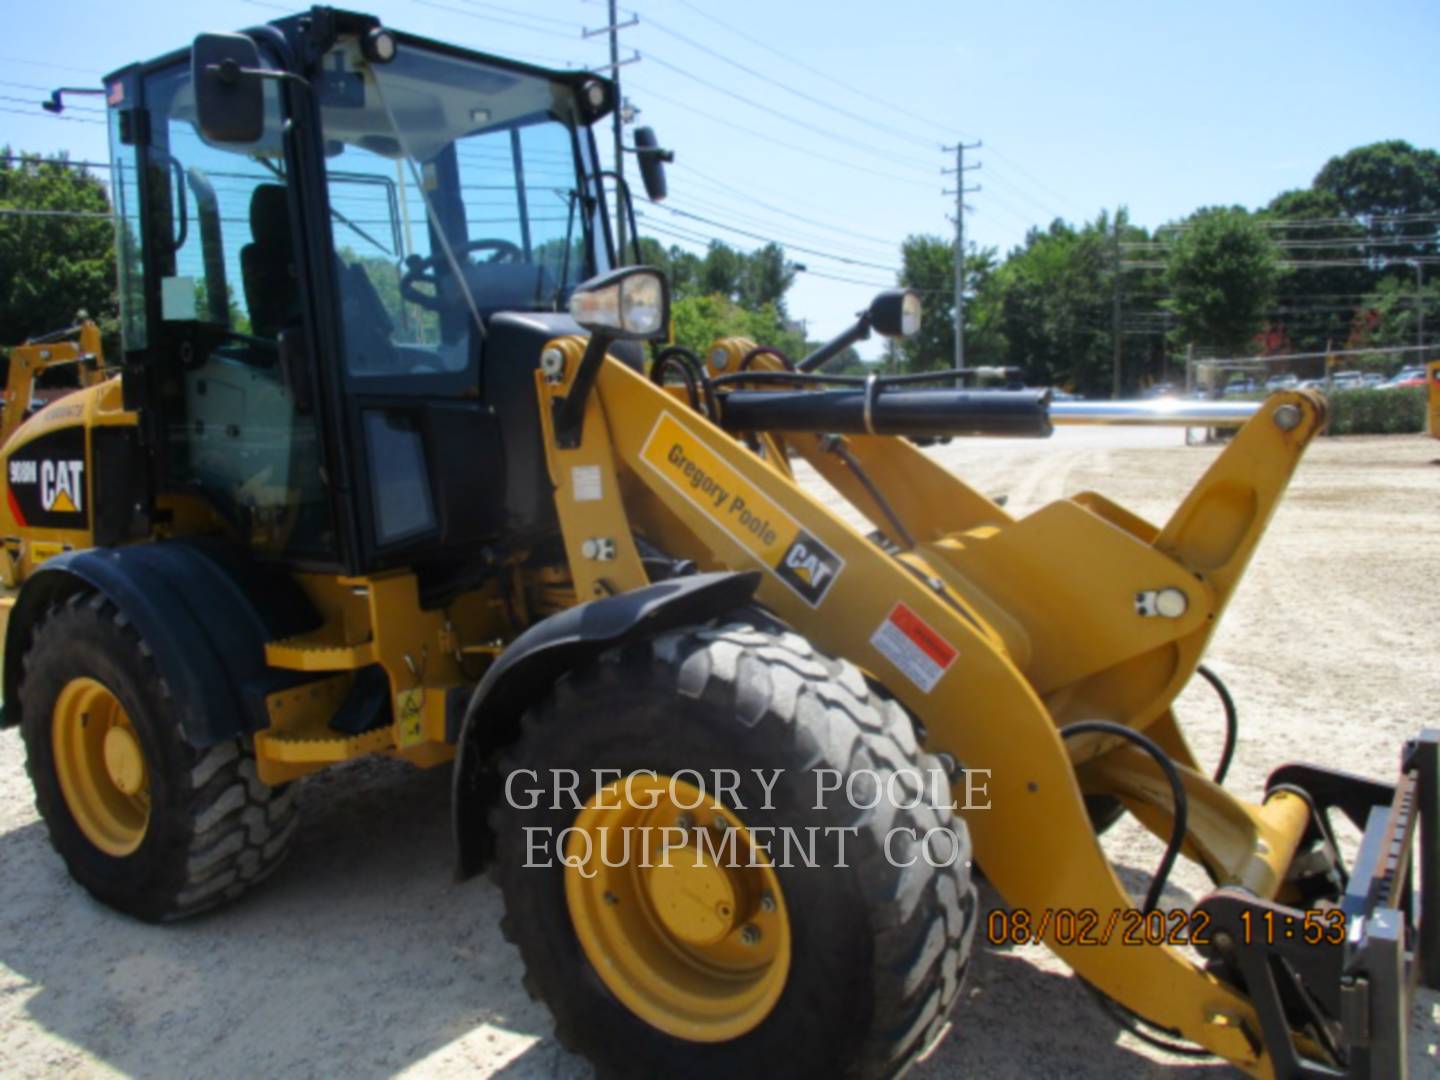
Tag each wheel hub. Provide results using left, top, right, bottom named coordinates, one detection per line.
left=51, top=677, right=150, bottom=856
left=564, top=775, right=790, bottom=1042
left=646, top=841, right=740, bottom=946
left=103, top=725, right=145, bottom=795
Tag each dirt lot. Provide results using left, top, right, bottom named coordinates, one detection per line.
left=1, top=428, right=1437, bottom=1078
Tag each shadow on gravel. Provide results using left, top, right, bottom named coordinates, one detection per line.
left=0, top=756, right=559, bottom=1079
left=4, top=766, right=1432, bottom=1079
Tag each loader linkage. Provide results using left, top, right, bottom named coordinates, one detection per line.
left=1194, top=730, right=1438, bottom=1079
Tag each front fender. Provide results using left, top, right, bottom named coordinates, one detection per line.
left=451, top=569, right=760, bottom=879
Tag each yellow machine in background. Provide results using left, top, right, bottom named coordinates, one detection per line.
left=1428, top=360, right=1439, bottom=437
left=1, top=10, right=1433, bottom=1080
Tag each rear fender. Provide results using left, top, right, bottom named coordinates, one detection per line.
left=1, top=540, right=318, bottom=744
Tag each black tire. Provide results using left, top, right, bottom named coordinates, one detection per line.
left=489, top=608, right=977, bottom=1079
left=19, top=591, right=299, bottom=922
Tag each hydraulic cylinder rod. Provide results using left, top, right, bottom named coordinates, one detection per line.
left=1049, top=399, right=1260, bottom=427
left=718, top=388, right=1052, bottom=438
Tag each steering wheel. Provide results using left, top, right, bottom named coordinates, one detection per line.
left=400, top=238, right=524, bottom=310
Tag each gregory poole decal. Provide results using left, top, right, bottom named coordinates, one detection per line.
left=5, top=426, right=88, bottom=529
left=641, top=413, right=844, bottom=607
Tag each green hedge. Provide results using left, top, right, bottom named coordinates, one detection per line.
left=1326, top=387, right=1428, bottom=435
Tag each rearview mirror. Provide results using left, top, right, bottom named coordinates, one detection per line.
left=633, top=127, right=672, bottom=203
left=192, top=32, right=264, bottom=144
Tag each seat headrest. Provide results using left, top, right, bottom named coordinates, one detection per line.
left=249, top=183, right=290, bottom=242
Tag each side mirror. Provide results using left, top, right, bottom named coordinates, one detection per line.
left=192, top=32, right=264, bottom=144
left=633, top=127, right=672, bottom=203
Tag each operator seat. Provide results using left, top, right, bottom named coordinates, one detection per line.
left=239, top=184, right=298, bottom=340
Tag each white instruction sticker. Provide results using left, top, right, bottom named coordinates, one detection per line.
left=160, top=275, right=196, bottom=321
left=869, top=602, right=958, bottom=693
left=571, top=464, right=603, bottom=502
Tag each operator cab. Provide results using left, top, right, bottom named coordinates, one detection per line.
left=103, top=8, right=654, bottom=588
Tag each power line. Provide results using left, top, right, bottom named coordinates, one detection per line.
left=0, top=55, right=101, bottom=77
left=662, top=0, right=961, bottom=145
left=448, top=0, right=587, bottom=30
left=671, top=163, right=900, bottom=248
left=649, top=0, right=1091, bottom=224
left=628, top=4, right=939, bottom=157
left=632, top=50, right=938, bottom=179
left=626, top=78, right=936, bottom=191
left=642, top=204, right=900, bottom=272
left=662, top=195, right=895, bottom=261
left=0, top=104, right=103, bottom=125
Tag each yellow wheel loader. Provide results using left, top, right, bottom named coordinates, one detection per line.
left=2, top=9, right=1434, bottom=1077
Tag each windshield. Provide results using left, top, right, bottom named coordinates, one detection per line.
left=318, top=40, right=609, bottom=377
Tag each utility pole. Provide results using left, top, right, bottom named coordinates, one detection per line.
left=585, top=5, right=639, bottom=263
left=941, top=140, right=981, bottom=375
left=1112, top=211, right=1122, bottom=399
left=1413, top=260, right=1425, bottom=355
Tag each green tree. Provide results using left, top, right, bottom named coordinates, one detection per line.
left=1163, top=207, right=1280, bottom=355
left=0, top=149, right=116, bottom=346
left=896, top=234, right=954, bottom=372
left=737, top=242, right=795, bottom=313
left=1314, top=140, right=1440, bottom=260
left=1262, top=187, right=1374, bottom=352
left=982, top=211, right=1142, bottom=396
left=1354, top=272, right=1440, bottom=353
left=669, top=294, right=805, bottom=359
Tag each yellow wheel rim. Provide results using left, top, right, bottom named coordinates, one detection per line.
left=565, top=775, right=791, bottom=1042
left=51, top=677, right=150, bottom=856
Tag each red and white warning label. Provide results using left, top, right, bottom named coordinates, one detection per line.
left=869, top=602, right=958, bottom=693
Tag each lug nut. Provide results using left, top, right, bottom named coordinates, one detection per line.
left=603, top=891, right=618, bottom=906
left=760, top=891, right=776, bottom=913
left=740, top=924, right=761, bottom=945
left=675, top=813, right=694, bottom=831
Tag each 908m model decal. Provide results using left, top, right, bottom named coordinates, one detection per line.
left=5, top=425, right=89, bottom=529
left=640, top=413, right=844, bottom=607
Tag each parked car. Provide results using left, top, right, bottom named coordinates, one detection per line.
left=1298, top=377, right=1328, bottom=390
left=1223, top=378, right=1259, bottom=396
left=1360, top=372, right=1385, bottom=388
left=1265, top=374, right=1299, bottom=390
left=1381, top=367, right=1427, bottom=389
left=1142, top=382, right=1179, bottom=399
left=1330, top=371, right=1364, bottom=390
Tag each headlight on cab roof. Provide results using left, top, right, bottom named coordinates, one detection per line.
left=569, top=266, right=670, bottom=340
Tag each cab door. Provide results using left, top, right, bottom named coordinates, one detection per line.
left=113, top=52, right=339, bottom=562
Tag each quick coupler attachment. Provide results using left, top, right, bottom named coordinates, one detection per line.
left=1194, top=730, right=1437, bottom=1079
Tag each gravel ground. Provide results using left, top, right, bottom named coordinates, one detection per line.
left=1, top=427, right=1437, bottom=1078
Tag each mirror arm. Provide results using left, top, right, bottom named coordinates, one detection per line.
left=206, top=62, right=312, bottom=95
left=596, top=169, right=642, bottom=266
left=553, top=332, right=614, bottom=450
left=798, top=312, right=873, bottom=373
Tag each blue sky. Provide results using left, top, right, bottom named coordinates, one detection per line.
left=2, top=0, right=1437, bottom=356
